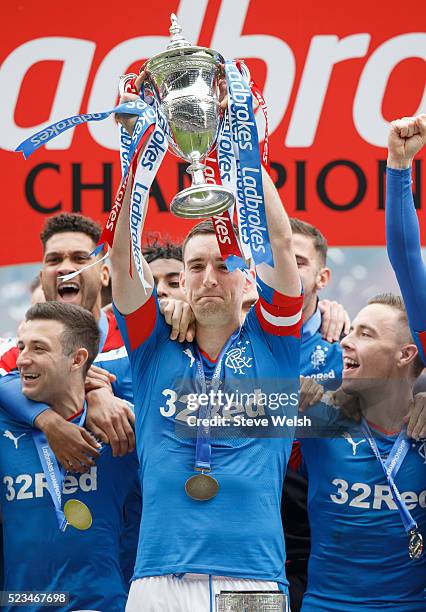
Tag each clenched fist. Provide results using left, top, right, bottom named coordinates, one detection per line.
left=387, top=114, right=426, bottom=169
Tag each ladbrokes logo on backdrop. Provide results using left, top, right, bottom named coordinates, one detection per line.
left=3, top=0, right=424, bottom=152
left=1, top=0, right=425, bottom=265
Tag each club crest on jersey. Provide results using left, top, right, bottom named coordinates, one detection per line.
left=343, top=432, right=366, bottom=456
left=310, top=345, right=328, bottom=371
left=225, top=345, right=253, bottom=375
left=3, top=430, right=26, bottom=450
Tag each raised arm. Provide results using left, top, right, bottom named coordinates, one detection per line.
left=386, top=115, right=426, bottom=336
left=256, top=167, right=302, bottom=297
left=109, top=74, right=154, bottom=315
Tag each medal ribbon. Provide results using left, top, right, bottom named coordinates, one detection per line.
left=192, top=330, right=241, bottom=471
left=225, top=60, right=273, bottom=267
left=32, top=402, right=88, bottom=531
left=361, top=419, right=421, bottom=538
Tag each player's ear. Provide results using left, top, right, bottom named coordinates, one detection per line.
left=242, top=269, right=256, bottom=293
left=316, top=267, right=331, bottom=291
left=39, top=268, right=45, bottom=290
left=100, top=263, right=110, bottom=288
left=71, top=347, right=89, bottom=373
left=398, top=343, right=419, bottom=370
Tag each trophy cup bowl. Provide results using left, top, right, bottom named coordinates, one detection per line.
left=142, top=15, right=235, bottom=219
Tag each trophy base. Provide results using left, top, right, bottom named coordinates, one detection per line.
left=170, top=184, right=235, bottom=219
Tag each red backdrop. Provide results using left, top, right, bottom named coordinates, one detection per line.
left=1, top=0, right=425, bottom=265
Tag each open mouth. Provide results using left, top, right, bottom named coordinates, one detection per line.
left=21, top=373, right=40, bottom=382
left=343, top=357, right=360, bottom=372
left=57, top=282, right=80, bottom=302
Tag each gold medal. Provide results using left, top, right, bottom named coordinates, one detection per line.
left=63, top=499, right=93, bottom=530
left=185, top=473, right=219, bottom=501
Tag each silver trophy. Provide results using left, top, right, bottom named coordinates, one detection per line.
left=140, top=14, right=234, bottom=218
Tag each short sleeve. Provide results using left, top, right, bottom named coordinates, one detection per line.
left=113, top=289, right=170, bottom=373
left=253, top=276, right=304, bottom=338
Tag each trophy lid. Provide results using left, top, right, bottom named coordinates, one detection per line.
left=167, top=13, right=191, bottom=50
left=143, top=14, right=224, bottom=73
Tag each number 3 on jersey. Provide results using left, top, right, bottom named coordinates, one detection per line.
left=160, top=389, right=177, bottom=417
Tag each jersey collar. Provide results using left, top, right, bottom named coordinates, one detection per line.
left=301, top=305, right=322, bottom=343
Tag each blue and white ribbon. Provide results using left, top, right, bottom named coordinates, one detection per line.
left=216, top=113, right=237, bottom=219
left=127, top=105, right=170, bottom=290
left=120, top=103, right=158, bottom=178
left=16, top=99, right=155, bottom=159
left=17, top=92, right=164, bottom=292
left=225, top=60, right=274, bottom=267
left=193, top=329, right=241, bottom=471
left=32, top=404, right=87, bottom=531
left=361, top=420, right=418, bottom=535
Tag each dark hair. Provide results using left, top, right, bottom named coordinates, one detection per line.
left=367, top=293, right=424, bottom=378
left=143, top=237, right=182, bottom=264
left=182, top=220, right=215, bottom=258
left=290, top=217, right=328, bottom=265
left=40, top=213, right=102, bottom=251
left=25, top=302, right=100, bottom=376
left=181, top=220, right=247, bottom=265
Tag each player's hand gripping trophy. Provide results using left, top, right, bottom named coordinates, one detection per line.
left=120, top=14, right=234, bottom=219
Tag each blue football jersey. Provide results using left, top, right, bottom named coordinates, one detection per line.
left=95, top=346, right=133, bottom=404
left=282, top=307, right=343, bottom=567
left=114, top=280, right=303, bottom=586
left=95, top=345, right=140, bottom=587
left=0, top=520, right=3, bottom=590
left=1, top=356, right=139, bottom=593
left=300, top=404, right=426, bottom=611
left=0, top=396, right=138, bottom=612
left=300, top=308, right=343, bottom=387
